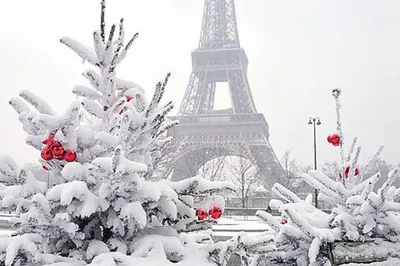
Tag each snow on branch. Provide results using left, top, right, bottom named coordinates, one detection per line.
left=47, top=181, right=109, bottom=217
left=8, top=97, right=30, bottom=114
left=0, top=156, right=18, bottom=178
left=332, top=88, right=345, bottom=165
left=0, top=234, right=42, bottom=266
left=19, top=90, right=55, bottom=115
left=81, top=99, right=104, bottom=118
left=72, top=85, right=102, bottom=100
left=271, top=183, right=301, bottom=203
left=116, top=78, right=144, bottom=93
left=256, top=210, right=282, bottom=232
left=207, top=233, right=275, bottom=266
left=146, top=73, right=171, bottom=117
left=164, top=176, right=235, bottom=196
left=60, top=37, right=99, bottom=66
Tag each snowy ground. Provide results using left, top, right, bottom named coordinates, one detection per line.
left=214, top=217, right=269, bottom=231
left=0, top=214, right=271, bottom=240
left=212, top=216, right=270, bottom=238
left=0, top=229, right=11, bottom=237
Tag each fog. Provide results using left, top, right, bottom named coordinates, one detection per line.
left=0, top=0, right=399, bottom=168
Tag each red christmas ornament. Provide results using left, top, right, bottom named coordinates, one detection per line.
left=344, top=166, right=359, bottom=179
left=54, top=154, right=65, bottom=160
left=43, top=135, right=61, bottom=149
left=41, top=148, right=53, bottom=161
left=41, top=133, right=70, bottom=161
left=52, top=141, right=61, bottom=147
left=196, top=209, right=208, bottom=221
left=327, top=134, right=340, bottom=146
left=64, top=150, right=77, bottom=162
left=280, top=218, right=288, bottom=224
left=42, top=134, right=54, bottom=145
left=118, top=95, right=134, bottom=114
left=209, top=206, right=222, bottom=220
left=52, top=146, right=64, bottom=157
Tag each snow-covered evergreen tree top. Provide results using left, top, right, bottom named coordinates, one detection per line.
left=212, top=89, right=400, bottom=266
left=0, top=1, right=234, bottom=265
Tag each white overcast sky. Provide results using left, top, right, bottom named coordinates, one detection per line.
left=0, top=0, right=399, bottom=168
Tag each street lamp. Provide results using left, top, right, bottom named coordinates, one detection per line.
left=308, top=117, right=321, bottom=208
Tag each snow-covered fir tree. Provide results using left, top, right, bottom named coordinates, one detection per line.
left=211, top=89, right=400, bottom=266
left=0, top=1, right=234, bottom=265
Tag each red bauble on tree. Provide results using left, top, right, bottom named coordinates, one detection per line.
left=209, top=206, right=222, bottom=220
left=280, top=218, right=288, bottom=224
left=327, top=134, right=341, bottom=146
left=196, top=209, right=208, bottom=221
left=344, top=166, right=359, bottom=179
left=119, top=95, right=134, bottom=114
left=41, top=133, right=76, bottom=163
left=125, top=95, right=133, bottom=102
left=64, top=150, right=77, bottom=162
left=42, top=134, right=55, bottom=145
left=52, top=146, right=65, bottom=160
left=41, top=148, right=53, bottom=161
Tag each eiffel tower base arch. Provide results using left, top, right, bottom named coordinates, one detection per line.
left=164, top=114, right=285, bottom=189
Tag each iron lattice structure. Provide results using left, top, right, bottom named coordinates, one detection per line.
left=163, top=0, right=284, bottom=188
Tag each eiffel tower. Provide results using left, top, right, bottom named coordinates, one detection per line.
left=163, top=0, right=284, bottom=188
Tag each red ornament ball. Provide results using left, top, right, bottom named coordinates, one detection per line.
left=344, top=166, right=359, bottom=179
left=51, top=141, right=61, bottom=147
left=209, top=206, right=222, bottom=220
left=196, top=209, right=208, bottom=221
left=280, top=218, right=288, bottom=224
left=327, top=134, right=340, bottom=146
left=52, top=146, right=65, bottom=157
left=64, top=150, right=77, bottom=162
left=42, top=134, right=55, bottom=145
left=41, top=148, right=53, bottom=161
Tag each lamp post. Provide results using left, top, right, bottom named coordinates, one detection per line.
left=308, top=117, right=321, bottom=208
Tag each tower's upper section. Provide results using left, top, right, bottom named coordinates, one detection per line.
left=198, top=0, right=241, bottom=50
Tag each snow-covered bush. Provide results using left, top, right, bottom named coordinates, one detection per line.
left=0, top=1, right=234, bottom=265
left=214, top=89, right=400, bottom=266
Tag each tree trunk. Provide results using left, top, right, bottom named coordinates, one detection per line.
left=241, top=176, right=245, bottom=208
left=331, top=239, right=400, bottom=265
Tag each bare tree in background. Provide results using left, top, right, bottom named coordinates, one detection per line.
left=198, top=155, right=227, bottom=181
left=228, top=157, right=260, bottom=208
left=280, top=150, right=310, bottom=193
left=362, top=158, right=394, bottom=190
left=321, top=161, right=340, bottom=179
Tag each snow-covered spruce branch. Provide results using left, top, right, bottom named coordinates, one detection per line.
left=251, top=165, right=400, bottom=265
left=207, top=233, right=275, bottom=266
left=60, top=0, right=139, bottom=111
left=235, top=90, right=400, bottom=265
